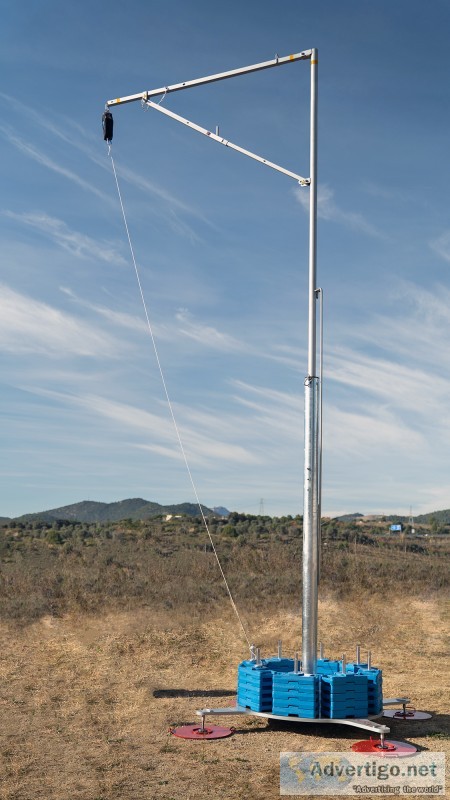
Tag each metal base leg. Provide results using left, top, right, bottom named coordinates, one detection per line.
left=195, top=705, right=391, bottom=738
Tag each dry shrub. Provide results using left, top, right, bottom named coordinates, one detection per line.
left=0, top=525, right=447, bottom=624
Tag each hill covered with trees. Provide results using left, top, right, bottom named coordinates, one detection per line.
left=10, top=498, right=217, bottom=525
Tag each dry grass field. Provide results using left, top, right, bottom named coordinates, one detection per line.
left=0, top=592, right=448, bottom=800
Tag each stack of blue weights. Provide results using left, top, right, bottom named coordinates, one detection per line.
left=320, top=673, right=369, bottom=718
left=237, top=655, right=383, bottom=719
left=237, top=661, right=273, bottom=711
left=272, top=672, right=320, bottom=718
left=366, top=669, right=383, bottom=715
left=345, top=663, right=383, bottom=715
left=237, top=658, right=293, bottom=712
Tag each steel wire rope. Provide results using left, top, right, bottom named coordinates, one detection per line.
left=108, top=148, right=251, bottom=651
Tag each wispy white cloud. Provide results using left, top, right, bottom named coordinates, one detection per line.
left=60, top=287, right=149, bottom=333
left=175, top=308, right=248, bottom=352
left=4, top=211, right=127, bottom=264
left=0, top=284, right=119, bottom=357
left=346, top=280, right=450, bottom=376
left=363, top=182, right=418, bottom=205
left=0, top=94, right=215, bottom=239
left=327, top=346, right=450, bottom=417
left=0, top=92, right=98, bottom=152
left=229, top=379, right=303, bottom=448
left=60, top=287, right=189, bottom=344
left=28, top=389, right=259, bottom=467
left=57, top=291, right=300, bottom=367
left=0, top=93, right=191, bottom=211
left=325, top=403, right=424, bottom=458
left=135, top=443, right=184, bottom=462
left=113, top=162, right=210, bottom=224
left=318, top=278, right=450, bottom=513
left=0, top=123, right=111, bottom=203
left=323, top=290, right=450, bottom=457
left=231, top=379, right=301, bottom=412
left=430, top=230, right=450, bottom=264
left=295, top=183, right=384, bottom=238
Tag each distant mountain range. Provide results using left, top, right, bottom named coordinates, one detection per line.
left=2, top=501, right=449, bottom=525
left=5, top=498, right=230, bottom=524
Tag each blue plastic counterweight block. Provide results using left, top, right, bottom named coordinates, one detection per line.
left=272, top=672, right=320, bottom=718
left=272, top=706, right=319, bottom=718
left=316, top=658, right=341, bottom=675
left=264, top=658, right=295, bottom=673
left=237, top=658, right=296, bottom=713
left=237, top=661, right=274, bottom=711
left=345, top=663, right=383, bottom=715
left=320, top=673, right=368, bottom=718
left=321, top=674, right=368, bottom=688
left=237, top=694, right=271, bottom=712
left=272, top=673, right=318, bottom=686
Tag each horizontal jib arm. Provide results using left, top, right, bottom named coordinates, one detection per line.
left=106, top=51, right=312, bottom=107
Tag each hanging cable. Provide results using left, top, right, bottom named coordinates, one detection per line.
left=108, top=147, right=251, bottom=650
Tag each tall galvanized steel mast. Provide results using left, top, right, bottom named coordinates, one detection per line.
left=106, top=49, right=321, bottom=670
left=302, top=48, right=319, bottom=676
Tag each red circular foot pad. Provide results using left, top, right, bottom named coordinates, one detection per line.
left=170, top=724, right=234, bottom=739
left=352, top=738, right=417, bottom=757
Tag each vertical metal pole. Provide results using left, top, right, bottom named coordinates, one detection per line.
left=316, top=287, right=323, bottom=584
left=302, top=48, right=319, bottom=676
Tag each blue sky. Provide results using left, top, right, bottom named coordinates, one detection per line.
left=1, top=0, right=450, bottom=518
